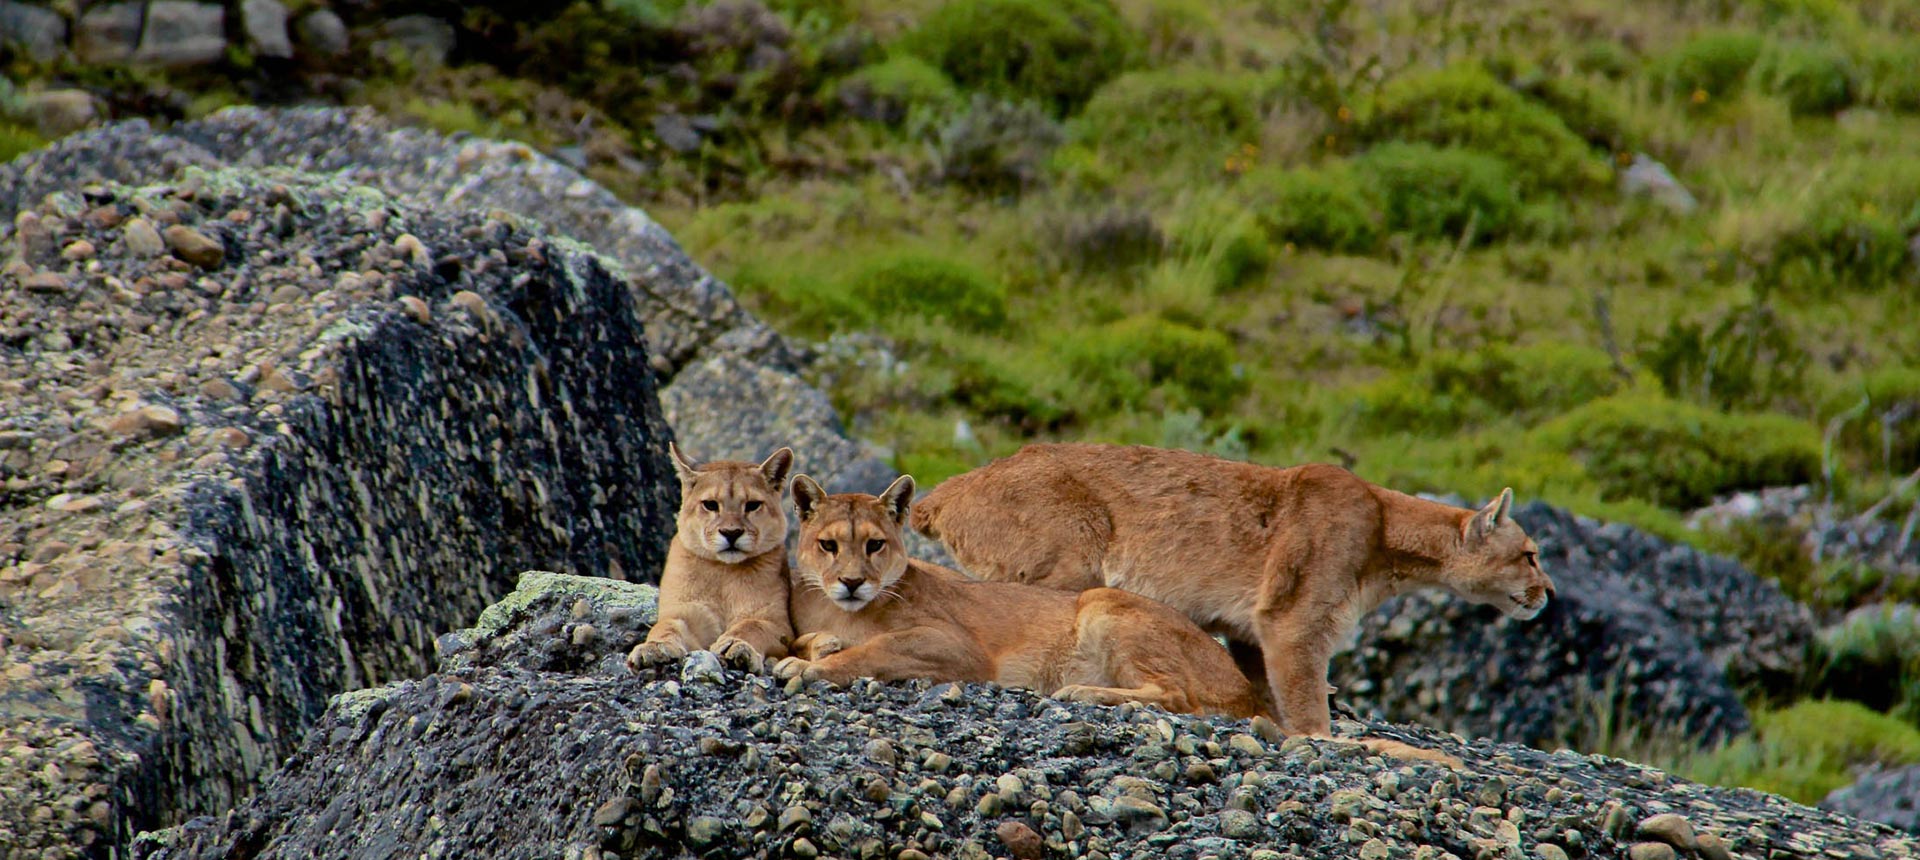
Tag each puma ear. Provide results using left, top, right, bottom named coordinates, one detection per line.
left=668, top=441, right=700, bottom=482
left=880, top=475, right=916, bottom=525
left=1468, top=487, right=1514, bottom=541
left=760, top=447, right=794, bottom=487
left=790, top=474, right=826, bottom=521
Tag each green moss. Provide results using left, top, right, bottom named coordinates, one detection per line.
left=838, top=54, right=961, bottom=122
left=847, top=250, right=1007, bottom=331
left=1681, top=699, right=1920, bottom=804
left=1526, top=394, right=1822, bottom=509
left=1064, top=315, right=1246, bottom=414
left=905, top=0, right=1136, bottom=114
left=1354, top=143, right=1520, bottom=243
left=469, top=571, right=660, bottom=640
left=1657, top=30, right=1766, bottom=101
left=1241, top=164, right=1380, bottom=253
left=1754, top=41, right=1855, bottom=115
left=1360, top=63, right=1606, bottom=192
left=1070, top=68, right=1265, bottom=167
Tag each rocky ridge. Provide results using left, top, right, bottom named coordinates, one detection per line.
left=140, top=572, right=1916, bottom=860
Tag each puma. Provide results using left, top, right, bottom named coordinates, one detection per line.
left=773, top=474, right=1268, bottom=720
left=626, top=444, right=795, bottom=674
left=910, top=443, right=1555, bottom=739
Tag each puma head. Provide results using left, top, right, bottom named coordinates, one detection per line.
left=1444, top=488, right=1555, bottom=620
left=790, top=474, right=915, bottom=612
left=669, top=442, right=793, bottom=563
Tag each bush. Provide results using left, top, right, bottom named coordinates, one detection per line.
left=932, top=95, right=1065, bottom=194
left=1125, top=0, right=1224, bottom=64
left=1825, top=366, right=1920, bottom=473
left=1822, top=605, right=1920, bottom=723
left=1361, top=63, right=1605, bottom=192
left=1354, top=143, right=1520, bottom=243
left=1355, top=343, right=1624, bottom=434
left=1682, top=699, right=1920, bottom=804
left=906, top=0, right=1136, bottom=114
left=1527, top=394, right=1822, bottom=509
left=945, top=344, right=1074, bottom=429
left=1525, top=75, right=1644, bottom=153
left=1642, top=300, right=1809, bottom=411
left=1070, top=68, right=1264, bottom=167
left=1753, top=41, right=1854, bottom=115
left=1857, top=40, right=1920, bottom=112
left=1762, top=170, right=1920, bottom=293
left=1064, top=315, right=1246, bottom=414
left=1657, top=30, right=1766, bottom=101
left=847, top=250, right=1007, bottom=331
left=1242, top=165, right=1380, bottom=253
left=836, top=54, right=960, bottom=124
left=1168, top=202, right=1272, bottom=292
left=1053, top=206, right=1166, bottom=273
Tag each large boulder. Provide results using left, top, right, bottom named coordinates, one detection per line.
left=136, top=570, right=1913, bottom=860
left=1825, top=764, right=1920, bottom=834
left=1333, top=502, right=1818, bottom=748
left=0, top=168, right=679, bottom=856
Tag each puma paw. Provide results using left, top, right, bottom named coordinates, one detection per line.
left=1051, top=684, right=1120, bottom=706
left=626, top=640, right=687, bottom=673
left=772, top=656, right=815, bottom=680
left=791, top=632, right=846, bottom=660
left=713, top=636, right=767, bottom=673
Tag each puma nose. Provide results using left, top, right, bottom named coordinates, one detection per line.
left=839, top=577, right=866, bottom=593
left=719, top=528, right=745, bottom=544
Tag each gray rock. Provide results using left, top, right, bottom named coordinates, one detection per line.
left=681, top=650, right=727, bottom=685
left=240, top=0, right=293, bottom=59
left=372, top=15, right=455, bottom=68
left=21, top=90, right=99, bottom=137
left=132, top=2, right=226, bottom=67
left=1620, top=154, right=1697, bottom=214
left=0, top=0, right=67, bottom=61
left=293, top=9, right=347, bottom=58
left=75, top=3, right=142, bottom=63
left=653, top=113, right=703, bottom=154
left=1823, top=764, right=1920, bottom=833
left=662, top=354, right=894, bottom=494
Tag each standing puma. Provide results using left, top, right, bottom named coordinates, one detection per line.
left=775, top=474, right=1268, bottom=720
left=626, top=444, right=795, bottom=674
left=910, top=443, right=1555, bottom=738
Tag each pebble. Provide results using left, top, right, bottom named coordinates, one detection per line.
left=1537, top=845, right=1570, bottom=860
left=162, top=225, right=225, bottom=269
left=685, top=816, right=724, bottom=846
left=1108, top=796, right=1169, bottom=833
left=1637, top=813, right=1698, bottom=851
left=123, top=217, right=165, bottom=256
left=24, top=272, right=67, bottom=293
left=923, top=752, right=952, bottom=773
left=1628, top=843, right=1677, bottom=860
left=1229, top=733, right=1265, bottom=757
left=1219, top=808, right=1262, bottom=841
left=591, top=797, right=633, bottom=827
left=1696, top=833, right=1733, bottom=860
left=864, top=738, right=896, bottom=767
left=680, top=651, right=725, bottom=685
left=790, top=837, right=818, bottom=858
left=778, top=805, right=811, bottom=832
left=995, top=820, right=1043, bottom=859
left=1359, top=839, right=1390, bottom=860
left=61, top=240, right=95, bottom=261
left=399, top=295, right=432, bottom=324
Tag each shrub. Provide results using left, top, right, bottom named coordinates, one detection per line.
left=1821, top=604, right=1920, bottom=722
left=1763, top=183, right=1920, bottom=294
left=1355, top=143, right=1520, bottom=243
left=1125, top=0, right=1224, bottom=64
left=945, top=344, right=1073, bottom=429
left=1682, top=699, right=1920, bottom=804
left=1574, top=39, right=1636, bottom=79
left=836, top=54, right=960, bottom=124
left=1641, top=300, right=1809, bottom=411
left=1753, top=41, right=1854, bottom=115
left=847, top=250, right=1007, bottom=331
left=1242, top=165, right=1380, bottom=253
left=1825, top=366, right=1920, bottom=473
left=1355, top=343, right=1624, bottom=434
left=1526, top=394, right=1822, bottom=509
left=1070, top=68, right=1263, bottom=167
left=1656, top=30, right=1766, bottom=101
left=906, top=0, right=1136, bottom=114
left=1064, top=315, right=1246, bottom=414
left=933, top=95, right=1065, bottom=195
left=1857, top=40, right=1920, bottom=112
left=1525, top=75, right=1644, bottom=153
left=724, top=261, right=861, bottom=339
left=1360, top=63, right=1605, bottom=192
left=1168, top=202, right=1272, bottom=292
left=1053, top=206, right=1165, bottom=273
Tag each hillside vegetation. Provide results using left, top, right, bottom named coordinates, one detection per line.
left=7, top=0, right=1920, bottom=807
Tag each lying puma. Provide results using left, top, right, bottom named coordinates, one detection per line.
left=774, top=474, right=1267, bottom=720
left=910, top=443, right=1555, bottom=739
left=626, top=444, right=795, bottom=674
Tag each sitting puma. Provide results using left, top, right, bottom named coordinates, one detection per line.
left=626, top=444, right=795, bottom=674
left=910, top=443, right=1555, bottom=739
left=773, top=473, right=1267, bottom=720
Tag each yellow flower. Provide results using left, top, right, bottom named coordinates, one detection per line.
left=1336, top=105, right=1352, bottom=123
left=1691, top=88, right=1709, bottom=104
left=1325, top=134, right=1337, bottom=148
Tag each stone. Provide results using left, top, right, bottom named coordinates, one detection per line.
left=373, top=15, right=455, bottom=68
left=995, top=820, right=1043, bottom=859
left=1537, top=845, right=1570, bottom=860
left=686, top=816, right=725, bottom=846
left=1219, top=808, right=1262, bottom=841
left=1637, top=813, right=1699, bottom=851
left=1695, top=833, right=1735, bottom=860
left=162, top=225, right=224, bottom=269
left=1822, top=764, right=1920, bottom=835
left=241, top=0, right=293, bottom=59
left=1628, top=843, right=1677, bottom=860
left=863, top=739, right=896, bottom=767
left=1108, top=796, right=1169, bottom=834
left=0, top=1, right=66, bottom=61
left=778, top=805, right=811, bottom=832
left=108, top=404, right=185, bottom=437
left=76, top=4, right=142, bottom=63
left=23, top=271, right=67, bottom=293
left=24, top=90, right=100, bottom=138
left=61, top=239, right=97, bottom=261
left=1360, top=839, right=1391, bottom=860
left=293, top=9, right=348, bottom=58
left=1620, top=154, right=1698, bottom=214
left=680, top=650, right=725, bottom=685
left=591, top=797, right=633, bottom=827
left=132, top=2, right=226, bottom=67
left=123, top=218, right=166, bottom=257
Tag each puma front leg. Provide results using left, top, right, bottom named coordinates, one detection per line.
left=774, top=628, right=987, bottom=687
left=711, top=615, right=790, bottom=673
left=627, top=611, right=705, bottom=672
left=1256, top=617, right=1338, bottom=738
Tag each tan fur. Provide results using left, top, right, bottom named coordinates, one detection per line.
left=774, top=474, right=1268, bottom=720
left=626, top=443, right=796, bottom=674
left=910, top=443, right=1556, bottom=738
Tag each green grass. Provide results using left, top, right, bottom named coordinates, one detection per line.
left=1677, top=700, right=1920, bottom=803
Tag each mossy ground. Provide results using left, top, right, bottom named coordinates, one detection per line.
left=11, top=0, right=1920, bottom=804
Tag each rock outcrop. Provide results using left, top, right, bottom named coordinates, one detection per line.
left=1826, top=765, right=1920, bottom=835
left=1333, top=502, right=1817, bottom=748
left=139, top=572, right=1917, bottom=860
left=0, top=164, right=681, bottom=855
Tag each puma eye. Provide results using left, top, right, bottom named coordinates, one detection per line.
left=866, top=539, right=886, bottom=554
left=818, top=539, right=838, bottom=553
left=701, top=500, right=719, bottom=512
left=744, top=500, right=763, bottom=512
